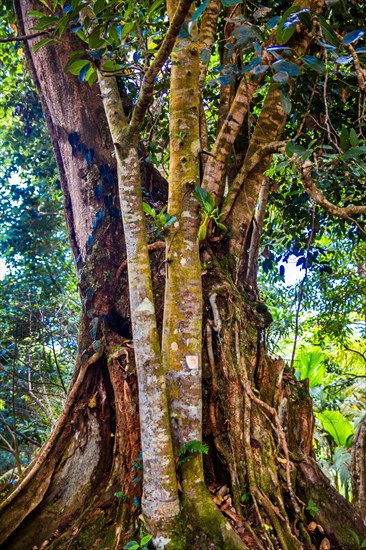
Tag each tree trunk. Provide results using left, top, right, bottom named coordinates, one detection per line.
left=1, top=1, right=366, bottom=549
left=351, top=415, right=366, bottom=522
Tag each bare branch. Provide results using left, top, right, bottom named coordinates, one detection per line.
left=0, top=31, right=51, bottom=43
left=300, top=160, right=366, bottom=219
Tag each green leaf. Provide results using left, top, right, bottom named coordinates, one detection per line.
left=143, top=202, right=155, bottom=217
left=195, top=186, right=215, bottom=211
left=198, top=224, right=207, bottom=241
left=342, top=146, right=366, bottom=161
left=275, top=160, right=289, bottom=171
left=88, top=27, right=104, bottom=49
left=276, top=6, right=300, bottom=45
left=114, top=491, right=127, bottom=501
left=179, top=440, right=209, bottom=456
left=349, top=531, right=361, bottom=547
left=340, top=126, right=350, bottom=152
left=69, top=59, right=90, bottom=76
left=215, top=222, right=227, bottom=232
left=32, top=15, right=60, bottom=30
left=93, top=0, right=106, bottom=15
left=55, top=14, right=71, bottom=36
left=141, top=535, right=153, bottom=546
left=33, top=37, right=56, bottom=54
left=306, top=499, right=318, bottom=518
left=272, top=60, right=300, bottom=76
left=38, top=0, right=53, bottom=9
left=28, top=10, right=49, bottom=18
left=333, top=446, right=351, bottom=488
left=317, top=15, right=339, bottom=47
left=295, top=347, right=325, bottom=387
left=285, top=142, right=308, bottom=158
left=122, top=22, right=135, bottom=38
left=146, top=0, right=164, bottom=19
left=302, top=55, right=326, bottom=74
left=101, top=60, right=121, bottom=72
left=298, top=9, right=312, bottom=30
left=280, top=90, right=292, bottom=114
left=124, top=542, right=139, bottom=550
left=86, top=66, right=97, bottom=86
left=349, top=128, right=359, bottom=147
left=317, top=411, right=354, bottom=447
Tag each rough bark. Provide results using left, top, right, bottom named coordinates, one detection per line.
left=351, top=415, right=366, bottom=522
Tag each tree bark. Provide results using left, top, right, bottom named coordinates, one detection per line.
left=351, top=415, right=366, bottom=522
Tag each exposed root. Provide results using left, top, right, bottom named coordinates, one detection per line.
left=233, top=322, right=304, bottom=549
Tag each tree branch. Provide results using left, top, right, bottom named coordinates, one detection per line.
left=128, top=0, right=195, bottom=135
left=0, top=31, right=50, bottom=43
left=220, top=141, right=286, bottom=222
left=300, top=160, right=366, bottom=219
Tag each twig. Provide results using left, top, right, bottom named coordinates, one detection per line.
left=0, top=31, right=51, bottom=43
left=114, top=240, right=166, bottom=281
left=299, top=160, right=366, bottom=235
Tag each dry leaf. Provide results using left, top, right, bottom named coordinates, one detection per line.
left=217, top=485, right=229, bottom=497
left=319, top=538, right=330, bottom=550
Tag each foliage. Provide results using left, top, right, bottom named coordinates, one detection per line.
left=316, top=410, right=354, bottom=447
left=124, top=534, right=152, bottom=550
left=142, top=202, right=176, bottom=237
left=195, top=187, right=227, bottom=241
left=178, top=439, right=209, bottom=464
left=305, top=499, right=319, bottom=518
left=114, top=491, right=128, bottom=501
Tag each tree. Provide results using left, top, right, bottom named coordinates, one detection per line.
left=0, top=42, right=78, bottom=481
left=0, top=0, right=365, bottom=548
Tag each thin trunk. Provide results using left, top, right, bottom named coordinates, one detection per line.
left=245, top=177, right=270, bottom=291
left=98, top=71, right=181, bottom=540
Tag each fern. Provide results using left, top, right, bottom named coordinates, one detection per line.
left=178, top=440, right=209, bottom=464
